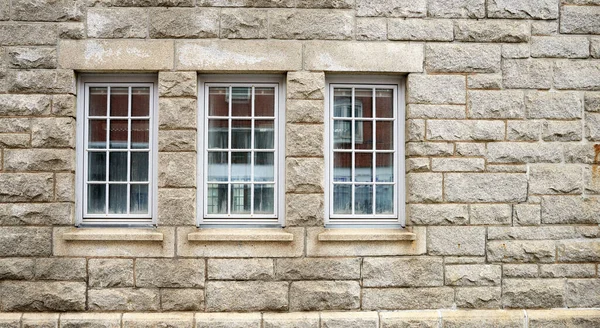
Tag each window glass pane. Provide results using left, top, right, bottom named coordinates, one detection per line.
left=207, top=184, right=228, bottom=214
left=88, top=152, right=106, bottom=181
left=231, top=152, right=251, bottom=182
left=110, top=87, right=129, bottom=117
left=355, top=88, right=372, bottom=118
left=208, top=119, right=228, bottom=149
left=131, top=152, right=148, bottom=182
left=355, top=120, right=373, bottom=150
left=131, top=120, right=149, bottom=149
left=333, top=152, right=351, bottom=182
left=89, top=87, right=107, bottom=116
left=130, top=184, right=149, bottom=214
left=231, top=120, right=251, bottom=149
left=376, top=153, right=394, bottom=182
left=355, top=184, right=373, bottom=214
left=208, top=152, right=228, bottom=182
left=88, top=120, right=107, bottom=149
left=109, top=120, right=128, bottom=149
left=355, top=153, right=373, bottom=182
left=376, top=89, right=393, bottom=118
left=376, top=121, right=393, bottom=150
left=131, top=87, right=150, bottom=116
left=231, top=87, right=251, bottom=117
left=109, top=152, right=127, bottom=181
left=254, top=120, right=274, bottom=149
left=231, top=184, right=251, bottom=214
left=108, top=184, right=127, bottom=214
left=255, top=87, right=275, bottom=117
left=254, top=152, right=274, bottom=182
left=376, top=185, right=394, bottom=214
left=87, top=184, right=106, bottom=214
left=333, top=120, right=352, bottom=149
left=333, top=184, right=351, bottom=214
left=333, top=88, right=352, bottom=117
left=254, top=184, right=274, bottom=214
left=209, top=87, right=228, bottom=116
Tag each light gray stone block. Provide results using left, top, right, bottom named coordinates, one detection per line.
left=427, top=226, right=486, bottom=256
left=426, top=43, right=501, bottom=73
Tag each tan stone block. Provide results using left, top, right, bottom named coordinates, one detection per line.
left=135, top=259, right=205, bottom=288
left=441, top=310, right=525, bottom=327
left=455, top=286, right=502, bottom=309
left=0, top=227, right=52, bottom=257
left=22, top=313, right=59, bottom=328
left=87, top=8, right=147, bottom=38
left=161, top=289, right=204, bottom=311
left=363, top=287, right=454, bottom=310
left=269, top=9, right=353, bottom=40
left=304, top=41, right=423, bottom=72
left=8, top=69, right=75, bottom=94
left=206, top=281, right=288, bottom=312
left=527, top=309, right=600, bottom=328
left=286, top=124, right=323, bottom=157
left=60, top=313, right=121, bottom=328
left=380, top=310, right=439, bottom=328
left=287, top=71, right=325, bottom=100
left=0, top=134, right=29, bottom=148
left=149, top=8, right=219, bottom=39
left=158, top=152, right=196, bottom=187
left=321, top=312, right=379, bottom=328
left=53, top=227, right=175, bottom=257
left=4, top=149, right=74, bottom=172
left=289, top=281, right=360, bottom=311
left=88, top=288, right=160, bottom=311
left=59, top=40, right=174, bottom=70
left=158, top=71, right=197, bottom=97
left=221, top=8, right=268, bottom=39
left=286, top=158, right=324, bottom=193
left=208, top=258, right=273, bottom=280
left=286, top=193, right=324, bottom=226
left=122, top=313, right=194, bottom=328
left=176, top=40, right=302, bottom=71
left=0, top=281, right=86, bottom=311
left=263, top=313, right=319, bottom=328
left=0, top=313, right=22, bottom=328
left=195, top=313, right=261, bottom=328
left=286, top=99, right=324, bottom=123
left=159, top=98, right=197, bottom=129
left=158, top=188, right=196, bottom=226
left=275, top=257, right=360, bottom=280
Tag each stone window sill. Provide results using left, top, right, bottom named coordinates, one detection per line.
left=61, top=228, right=164, bottom=242
left=187, top=228, right=294, bottom=242
left=317, top=228, right=416, bottom=242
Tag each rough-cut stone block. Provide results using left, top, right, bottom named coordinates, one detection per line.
left=31, top=118, right=74, bottom=148
left=444, top=173, right=527, bottom=202
left=487, top=142, right=562, bottom=163
left=407, top=158, right=430, bottom=172
left=503, top=59, right=552, bottom=89
left=0, top=281, right=85, bottom=311
left=59, top=40, right=174, bottom=70
left=488, top=0, right=558, bottom=19
left=195, top=313, right=261, bottom=328
left=362, top=287, right=454, bottom=310
left=531, top=164, right=583, bottom=195
left=554, top=60, right=600, bottom=90
left=428, top=0, right=485, bottom=18
left=158, top=71, right=197, bottom=97
left=320, top=312, right=378, bottom=328
left=0, top=258, right=34, bottom=280
left=263, top=313, right=319, bottom=328
left=586, top=112, right=600, bottom=140
left=88, top=259, right=134, bottom=287
left=363, top=257, right=443, bottom=287
left=487, top=240, right=555, bottom=263
left=407, top=75, right=465, bottom=105
left=58, top=22, right=85, bottom=40
left=208, top=259, right=273, bottom=280
left=540, top=264, right=596, bottom=278
left=176, top=40, right=302, bottom=71
left=467, top=74, right=502, bottom=89
left=542, top=196, right=600, bottom=224
left=427, top=120, right=504, bottom=141
left=388, top=19, right=453, bottom=41
left=532, top=20, right=558, bottom=35
left=531, top=36, right=590, bottom=58
left=4, top=149, right=73, bottom=172
left=149, top=8, right=219, bottom=38
left=116, top=0, right=195, bottom=5
left=289, top=281, right=360, bottom=311
left=560, top=6, right=600, bottom=34
left=0, top=227, right=51, bottom=257
left=356, top=0, right=426, bottom=17
left=507, top=121, right=540, bottom=141
left=51, top=94, right=76, bottom=116
left=565, top=142, right=598, bottom=164
left=408, top=104, right=466, bottom=119
left=470, top=204, right=512, bottom=225
left=60, top=313, right=121, bottom=328
left=557, top=239, right=600, bottom=262
left=502, top=43, right=530, bottom=58
left=409, top=204, right=468, bottom=225
left=286, top=124, right=323, bottom=156
left=592, top=38, right=600, bottom=58
left=0, top=24, right=57, bottom=46
left=286, top=100, right=323, bottom=124
left=158, top=130, right=196, bottom=152
left=407, top=142, right=454, bottom=156
left=206, top=281, right=288, bottom=311
left=123, top=313, right=193, bottom=328
left=8, top=69, right=74, bottom=94
left=0, top=134, right=30, bottom=149
left=88, top=288, right=160, bottom=311
left=0, top=119, right=29, bottom=134
left=270, top=9, right=353, bottom=40
left=135, top=259, right=204, bottom=288
left=161, top=289, right=204, bottom=311
left=455, top=287, right=502, bottom=309
left=455, top=20, right=529, bottom=42
left=12, top=0, right=84, bottom=22
left=503, top=279, right=565, bottom=308
left=159, top=98, right=196, bottom=129
left=286, top=158, right=323, bottom=193
left=528, top=309, right=600, bottom=328
left=542, top=120, right=582, bottom=141
left=468, top=90, right=524, bottom=118
left=7, top=47, right=57, bottom=69
left=157, top=188, right=195, bottom=226
left=158, top=152, right=195, bottom=187
left=87, top=8, right=147, bottom=38
left=286, top=193, right=324, bottom=226
left=287, top=71, right=324, bottom=100
left=407, top=173, right=443, bottom=202
left=276, top=258, right=359, bottom=280
left=22, top=313, right=59, bottom=328
left=221, top=8, right=268, bottom=39
left=0, top=173, right=54, bottom=202
left=356, top=18, right=387, bottom=41
left=441, top=310, right=525, bottom=327
left=513, top=204, right=541, bottom=225
left=408, top=119, right=425, bottom=141
left=34, top=258, right=86, bottom=281
left=426, top=43, right=501, bottom=73
left=0, top=95, right=51, bottom=116
left=380, top=310, right=439, bottom=327
left=565, top=279, right=600, bottom=307
left=0, top=203, right=71, bottom=226
left=503, top=264, right=538, bottom=278
left=427, top=226, right=485, bottom=256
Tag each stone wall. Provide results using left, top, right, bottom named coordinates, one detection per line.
left=0, top=0, right=600, bottom=322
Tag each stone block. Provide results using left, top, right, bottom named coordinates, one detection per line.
left=287, top=71, right=324, bottom=100
left=441, top=310, right=525, bottom=326
left=528, top=309, right=600, bottom=328
left=88, top=288, right=160, bottom=311
left=542, top=120, right=582, bottom=141
left=123, top=313, right=193, bottom=328
left=487, top=240, right=555, bottom=263
left=206, top=281, right=288, bottom=311
left=566, top=143, right=598, bottom=164
left=159, top=98, right=196, bottom=129
left=59, top=40, right=174, bottom=70
left=22, top=313, right=59, bottom=328
left=427, top=120, right=505, bottom=141
left=4, top=149, right=73, bottom=172
left=593, top=38, right=600, bottom=58
left=408, top=104, right=466, bottom=119
left=286, top=193, right=324, bottom=226
left=445, top=265, right=501, bottom=286
left=455, top=287, right=502, bottom=309
left=88, top=259, right=134, bottom=287
left=488, top=0, right=558, bottom=19
left=286, top=158, right=323, bottom=193
left=158, top=71, right=197, bottom=97
left=409, top=204, right=469, bottom=225
left=0, top=281, right=85, bottom=311
left=513, top=204, right=541, bottom=225
left=507, top=121, right=540, bottom=141
left=531, top=36, right=590, bottom=58
left=116, top=0, right=194, bottom=5
left=289, top=281, right=360, bottom=311
left=135, top=259, right=204, bottom=288
left=58, top=22, right=85, bottom=40
left=532, top=20, right=558, bottom=35
left=0, top=134, right=29, bottom=148
left=565, top=279, right=600, bottom=307
left=560, top=6, right=600, bottom=34
left=8, top=69, right=75, bottom=94
left=557, top=239, right=600, bottom=262
left=586, top=92, right=600, bottom=112
left=87, top=8, right=147, bottom=38
left=160, top=289, right=204, bottom=311
left=454, top=20, right=529, bottom=42
left=427, top=226, right=485, bottom=256
left=356, top=0, right=426, bottom=17
left=0, top=24, right=57, bottom=46
left=0, top=95, right=51, bottom=116
left=7, top=47, right=57, bottom=69
left=489, top=226, right=600, bottom=240
left=176, top=40, right=302, bottom=71
left=195, top=313, right=261, bottom=328
left=540, top=264, right=596, bottom=278
left=456, top=143, right=486, bottom=156
left=320, top=312, right=378, bottom=328
left=363, top=257, right=443, bottom=287
left=529, top=164, right=582, bottom=195
left=157, top=188, right=196, bottom=226
left=585, top=166, right=600, bottom=194
left=407, top=142, right=454, bottom=156
left=297, top=0, right=354, bottom=8
left=52, top=94, right=76, bottom=116
left=554, top=60, right=600, bottom=90
left=362, top=287, right=454, bottom=310
left=388, top=19, right=453, bottom=41
left=60, top=313, right=121, bottom=328
left=263, top=313, right=319, bottom=328
left=503, top=59, right=552, bottom=89
left=469, top=204, right=512, bottom=225
left=34, top=258, right=86, bottom=281
left=208, top=259, right=273, bottom=280
left=467, top=74, right=502, bottom=89
left=426, top=43, right=501, bottom=73
left=487, top=142, right=562, bottom=163
left=221, top=8, right=268, bottom=39
left=31, top=118, right=75, bottom=148
left=407, top=158, right=431, bottom=172
left=11, top=0, right=84, bottom=22
left=408, top=119, right=425, bottom=141
left=0, top=203, right=72, bottom=226
left=586, top=112, right=600, bottom=140
left=0, top=227, right=51, bottom=257
left=428, top=0, right=485, bottom=18
left=0, top=258, right=34, bottom=280
left=407, top=173, right=442, bottom=202
left=0, top=119, right=29, bottom=134
left=0, top=173, right=54, bottom=202
left=526, top=91, right=583, bottom=119
left=149, top=8, right=219, bottom=38
left=379, top=310, right=439, bottom=327
left=55, top=173, right=74, bottom=202
left=503, top=279, right=565, bottom=308
left=468, top=90, right=524, bottom=118
left=407, top=75, right=465, bottom=105
left=502, top=43, right=530, bottom=58
left=503, top=264, right=538, bottom=278
left=542, top=196, right=600, bottom=224
left=286, top=124, right=323, bottom=156
left=275, top=258, right=359, bottom=280
left=270, top=9, right=353, bottom=40
left=158, top=130, right=196, bottom=152
left=356, top=18, right=387, bottom=41
left=158, top=152, right=195, bottom=187
left=444, top=173, right=527, bottom=202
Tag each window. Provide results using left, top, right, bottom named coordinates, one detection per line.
left=198, top=75, right=285, bottom=226
left=325, top=76, right=405, bottom=226
left=76, top=75, right=157, bottom=226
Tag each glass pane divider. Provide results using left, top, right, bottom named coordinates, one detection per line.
left=351, top=87, right=355, bottom=216
left=250, top=86, right=255, bottom=215
left=227, top=85, right=232, bottom=216
left=126, top=86, right=132, bottom=215
left=372, top=88, right=377, bottom=215
left=104, top=86, right=111, bottom=215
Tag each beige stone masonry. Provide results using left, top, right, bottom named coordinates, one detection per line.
left=317, top=228, right=416, bottom=241
left=61, top=228, right=163, bottom=241
left=58, top=40, right=174, bottom=71
left=195, top=313, right=261, bottom=327
left=188, top=228, right=294, bottom=242
left=122, top=313, right=194, bottom=327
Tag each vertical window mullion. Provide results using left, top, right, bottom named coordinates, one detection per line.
left=126, top=86, right=132, bottom=215
left=351, top=87, right=355, bottom=216
left=227, top=86, right=232, bottom=216
left=250, top=86, right=255, bottom=216
left=372, top=87, right=377, bottom=215
left=105, top=86, right=111, bottom=216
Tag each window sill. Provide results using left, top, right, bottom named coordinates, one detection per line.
left=317, top=228, right=416, bottom=242
left=61, top=228, right=164, bottom=242
left=187, top=228, right=294, bottom=242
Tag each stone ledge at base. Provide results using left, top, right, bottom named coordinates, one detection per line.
left=318, top=228, right=416, bottom=241
left=61, top=228, right=164, bottom=241
left=187, top=228, right=294, bottom=242
left=1, top=309, right=599, bottom=327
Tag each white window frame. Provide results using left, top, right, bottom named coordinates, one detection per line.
left=197, top=74, right=286, bottom=227
left=324, top=75, right=406, bottom=227
left=76, top=74, right=158, bottom=226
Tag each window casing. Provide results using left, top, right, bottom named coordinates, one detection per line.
left=198, top=75, right=285, bottom=226
left=325, top=76, right=406, bottom=227
left=76, top=75, right=158, bottom=226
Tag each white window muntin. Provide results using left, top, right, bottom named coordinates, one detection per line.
left=198, top=75, right=285, bottom=226
left=76, top=75, right=158, bottom=226
left=325, top=78, right=405, bottom=226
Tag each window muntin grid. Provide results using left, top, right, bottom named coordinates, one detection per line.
left=204, top=84, right=278, bottom=220
left=329, top=84, right=398, bottom=221
left=83, top=84, right=153, bottom=220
